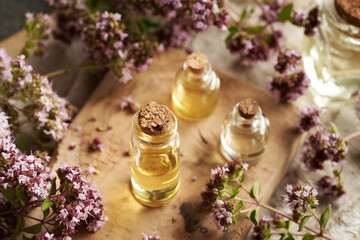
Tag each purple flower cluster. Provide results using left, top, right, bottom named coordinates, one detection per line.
left=251, top=217, right=273, bottom=240
left=274, top=50, right=302, bottom=74
left=210, top=199, right=236, bottom=232
left=54, top=163, right=108, bottom=237
left=282, top=184, right=319, bottom=220
left=81, top=11, right=159, bottom=82
left=47, top=0, right=86, bottom=43
left=267, top=71, right=310, bottom=103
left=260, top=0, right=287, bottom=23
left=318, top=175, right=345, bottom=198
left=90, top=138, right=105, bottom=152
left=301, top=130, right=348, bottom=172
left=267, top=50, right=310, bottom=103
left=298, top=106, right=324, bottom=132
left=0, top=49, right=74, bottom=142
left=82, top=11, right=126, bottom=65
left=0, top=110, right=11, bottom=138
left=201, top=158, right=248, bottom=209
left=120, top=95, right=138, bottom=114
left=38, top=232, right=58, bottom=240
left=24, top=12, right=53, bottom=58
left=158, top=0, right=228, bottom=47
left=0, top=137, right=51, bottom=203
left=226, top=26, right=284, bottom=66
left=292, top=6, right=321, bottom=36
left=142, top=232, right=161, bottom=240
left=111, top=0, right=228, bottom=48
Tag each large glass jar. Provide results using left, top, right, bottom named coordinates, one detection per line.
left=220, top=99, right=270, bottom=164
left=130, top=102, right=180, bottom=207
left=302, top=0, right=360, bottom=108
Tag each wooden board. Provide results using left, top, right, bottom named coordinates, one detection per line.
left=0, top=30, right=27, bottom=58
left=53, top=49, right=303, bottom=240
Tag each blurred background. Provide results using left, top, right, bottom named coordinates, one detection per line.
left=0, top=0, right=48, bottom=40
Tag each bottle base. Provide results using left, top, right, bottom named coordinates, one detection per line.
left=219, top=140, right=265, bottom=165
left=131, top=178, right=180, bottom=207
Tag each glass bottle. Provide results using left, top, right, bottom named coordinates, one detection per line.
left=171, top=52, right=220, bottom=120
left=302, top=0, right=360, bottom=108
left=220, top=98, right=270, bottom=164
left=130, top=102, right=180, bottom=207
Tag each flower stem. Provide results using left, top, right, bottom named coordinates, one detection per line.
left=345, top=130, right=360, bottom=141
left=272, top=232, right=312, bottom=237
left=254, top=0, right=282, bottom=52
left=44, top=64, right=108, bottom=78
left=310, top=208, right=321, bottom=225
left=234, top=193, right=334, bottom=240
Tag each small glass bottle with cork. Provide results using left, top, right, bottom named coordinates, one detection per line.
left=172, top=52, right=220, bottom=120
left=220, top=98, right=270, bottom=164
left=130, top=102, right=180, bottom=207
left=302, top=0, right=360, bottom=108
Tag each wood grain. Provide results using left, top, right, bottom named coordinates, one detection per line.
left=52, top=49, right=302, bottom=240
left=0, top=30, right=27, bottom=58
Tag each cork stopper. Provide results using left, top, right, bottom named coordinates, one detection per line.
left=138, top=102, right=172, bottom=136
left=187, top=52, right=209, bottom=74
left=238, top=98, right=259, bottom=119
left=335, top=0, right=360, bottom=27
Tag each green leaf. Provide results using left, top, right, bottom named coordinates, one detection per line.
left=238, top=200, right=244, bottom=210
left=302, top=233, right=316, bottom=240
left=250, top=208, right=259, bottom=225
left=23, top=224, right=42, bottom=234
left=277, top=4, right=293, bottom=21
left=1, top=189, right=15, bottom=204
left=333, top=169, right=340, bottom=177
left=320, top=204, right=331, bottom=230
left=275, top=219, right=286, bottom=229
left=11, top=215, right=24, bottom=240
left=250, top=181, right=259, bottom=199
left=225, top=25, right=239, bottom=43
left=285, top=232, right=295, bottom=240
left=142, top=18, right=161, bottom=29
left=50, top=177, right=57, bottom=195
left=330, top=122, right=339, bottom=134
left=231, top=188, right=240, bottom=198
left=136, top=19, right=148, bottom=35
left=285, top=220, right=292, bottom=230
left=23, top=235, right=31, bottom=240
left=43, top=208, right=50, bottom=218
left=25, top=40, right=34, bottom=49
left=0, top=86, right=5, bottom=95
left=279, top=234, right=286, bottom=240
left=21, top=49, right=30, bottom=59
left=231, top=214, right=237, bottom=224
left=240, top=174, right=246, bottom=183
left=16, top=187, right=26, bottom=206
left=240, top=9, right=247, bottom=23
left=41, top=197, right=53, bottom=212
left=298, top=215, right=310, bottom=232
left=228, top=25, right=239, bottom=35
left=19, top=135, right=27, bottom=150
left=244, top=26, right=264, bottom=35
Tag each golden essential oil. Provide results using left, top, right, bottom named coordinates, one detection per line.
left=130, top=102, right=180, bottom=207
left=172, top=52, right=220, bottom=120
left=220, top=98, right=270, bottom=164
